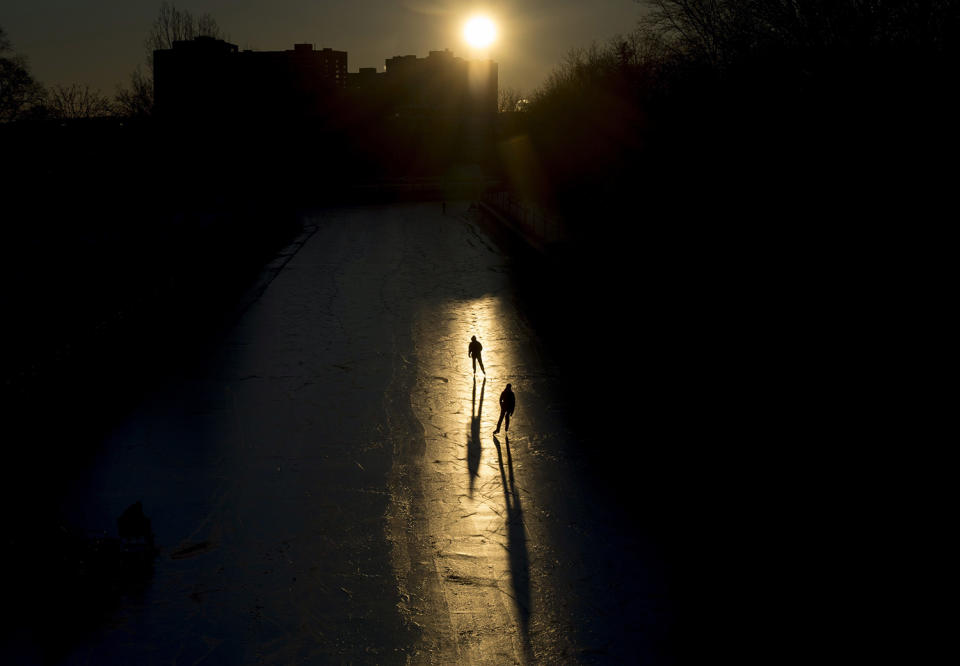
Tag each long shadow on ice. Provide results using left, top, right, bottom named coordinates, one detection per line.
left=467, top=376, right=484, bottom=498
left=493, top=434, right=532, bottom=660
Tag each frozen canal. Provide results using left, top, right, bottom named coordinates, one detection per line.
left=44, top=203, right=672, bottom=663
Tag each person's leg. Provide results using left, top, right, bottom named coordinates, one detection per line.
left=478, top=355, right=485, bottom=374
left=495, top=409, right=504, bottom=432
left=472, top=355, right=476, bottom=373
left=505, top=411, right=510, bottom=432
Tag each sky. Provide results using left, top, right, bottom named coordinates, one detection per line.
left=2, top=1, right=644, bottom=96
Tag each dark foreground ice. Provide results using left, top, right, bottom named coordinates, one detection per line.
left=7, top=202, right=673, bottom=664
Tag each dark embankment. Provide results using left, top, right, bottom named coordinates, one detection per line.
left=483, top=3, right=957, bottom=658
left=1, top=112, right=500, bottom=656
left=0, top=119, right=307, bottom=654
left=479, top=169, right=898, bottom=663
left=2, top=120, right=302, bottom=471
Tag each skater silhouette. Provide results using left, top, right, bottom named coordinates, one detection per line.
left=494, top=383, right=515, bottom=434
left=468, top=335, right=485, bottom=374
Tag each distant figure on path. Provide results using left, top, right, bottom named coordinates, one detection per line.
left=468, top=335, right=485, bottom=374
left=494, top=383, right=515, bottom=434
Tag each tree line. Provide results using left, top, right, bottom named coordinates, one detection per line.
left=511, top=0, right=959, bottom=225
left=0, top=2, right=222, bottom=122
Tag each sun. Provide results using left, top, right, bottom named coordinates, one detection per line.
left=463, top=16, right=497, bottom=49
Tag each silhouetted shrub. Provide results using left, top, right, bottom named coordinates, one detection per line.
left=520, top=0, right=959, bottom=235
left=0, top=25, right=46, bottom=122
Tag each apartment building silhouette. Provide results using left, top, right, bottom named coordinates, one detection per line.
left=154, top=38, right=496, bottom=121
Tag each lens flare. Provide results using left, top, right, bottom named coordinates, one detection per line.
left=464, top=16, right=497, bottom=48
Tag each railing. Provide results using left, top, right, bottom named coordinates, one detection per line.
left=480, top=189, right=560, bottom=245
left=346, top=177, right=499, bottom=200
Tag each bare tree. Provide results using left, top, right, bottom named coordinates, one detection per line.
left=498, top=86, right=524, bottom=113
left=114, top=65, right=153, bottom=118
left=531, top=42, right=620, bottom=104
left=48, top=83, right=114, bottom=119
left=196, top=13, right=223, bottom=40
left=145, top=1, right=225, bottom=73
left=0, top=25, right=46, bottom=122
left=638, top=0, right=960, bottom=66
left=112, top=4, right=225, bottom=118
left=638, top=0, right=757, bottom=66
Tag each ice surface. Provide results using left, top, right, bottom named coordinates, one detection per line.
left=44, top=202, right=671, bottom=664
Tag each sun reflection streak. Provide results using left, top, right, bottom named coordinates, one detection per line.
left=403, top=292, right=532, bottom=659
